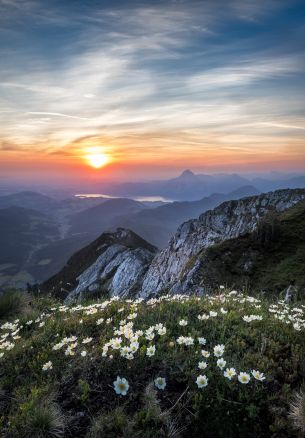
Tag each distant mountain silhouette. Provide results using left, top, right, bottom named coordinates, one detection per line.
left=97, top=171, right=253, bottom=201
left=115, top=185, right=260, bottom=247
left=68, top=198, right=147, bottom=238
left=0, top=206, right=59, bottom=289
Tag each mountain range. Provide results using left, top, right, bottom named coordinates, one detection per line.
left=38, top=188, right=305, bottom=301
left=95, top=170, right=305, bottom=201
left=2, top=171, right=305, bottom=291
left=0, top=183, right=259, bottom=288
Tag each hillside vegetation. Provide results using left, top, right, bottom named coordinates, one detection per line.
left=0, top=289, right=304, bottom=437
left=198, top=200, right=305, bottom=294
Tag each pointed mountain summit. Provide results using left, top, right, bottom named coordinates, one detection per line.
left=178, top=169, right=196, bottom=179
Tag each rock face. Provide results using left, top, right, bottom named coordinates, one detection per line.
left=69, top=244, right=153, bottom=301
left=141, top=189, right=305, bottom=297
left=41, top=228, right=157, bottom=301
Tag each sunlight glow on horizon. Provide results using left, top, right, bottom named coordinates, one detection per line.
left=0, top=1, right=305, bottom=180
left=84, top=147, right=110, bottom=169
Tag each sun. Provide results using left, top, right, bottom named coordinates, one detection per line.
left=85, top=149, right=109, bottom=169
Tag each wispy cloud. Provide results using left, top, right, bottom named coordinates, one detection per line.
left=0, top=0, right=304, bottom=174
left=27, top=112, right=91, bottom=121
left=187, top=57, right=301, bottom=89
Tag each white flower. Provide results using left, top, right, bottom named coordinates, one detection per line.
left=53, top=342, right=64, bottom=351
left=213, top=344, right=225, bottom=357
left=198, top=314, right=210, bottom=320
left=82, top=337, right=92, bottom=344
left=102, top=345, right=109, bottom=357
left=111, top=338, right=122, bottom=349
left=196, top=375, right=208, bottom=388
left=220, top=308, right=228, bottom=314
left=154, top=377, right=166, bottom=390
left=81, top=351, right=87, bottom=357
left=145, top=332, right=155, bottom=341
left=238, top=372, right=251, bottom=384
left=0, top=352, right=4, bottom=359
left=157, top=327, right=167, bottom=336
left=243, top=315, right=263, bottom=322
left=146, top=345, right=156, bottom=357
left=42, top=361, right=53, bottom=371
left=217, top=358, right=226, bottom=370
left=224, top=368, right=236, bottom=380
left=201, top=350, right=210, bottom=358
left=198, top=337, right=206, bottom=345
left=113, top=376, right=129, bottom=396
left=120, top=346, right=131, bottom=356
left=125, top=353, right=134, bottom=360
left=219, top=285, right=225, bottom=290
left=198, top=361, right=208, bottom=370
left=179, top=319, right=188, bottom=326
left=209, top=311, right=218, bottom=317
left=26, top=320, right=33, bottom=325
left=2, top=342, right=14, bottom=351
left=96, top=318, right=104, bottom=325
left=251, top=370, right=265, bottom=381
left=39, top=321, right=45, bottom=327
left=177, top=336, right=194, bottom=346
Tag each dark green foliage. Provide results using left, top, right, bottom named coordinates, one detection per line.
left=198, top=200, right=305, bottom=295
left=0, top=290, right=28, bottom=320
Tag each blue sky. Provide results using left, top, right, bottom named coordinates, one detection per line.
left=0, top=0, right=305, bottom=181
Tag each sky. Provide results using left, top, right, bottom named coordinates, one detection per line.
left=0, top=0, right=305, bottom=184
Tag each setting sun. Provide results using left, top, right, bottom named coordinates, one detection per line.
left=85, top=149, right=109, bottom=169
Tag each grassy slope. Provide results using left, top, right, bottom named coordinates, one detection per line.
left=0, top=291, right=304, bottom=437
left=198, top=200, right=305, bottom=295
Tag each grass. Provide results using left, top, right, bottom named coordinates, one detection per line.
left=0, top=289, right=304, bottom=437
left=0, top=289, right=29, bottom=320
left=197, top=200, right=305, bottom=295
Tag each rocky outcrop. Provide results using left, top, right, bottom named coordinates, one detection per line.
left=67, top=244, right=154, bottom=302
left=141, top=189, right=305, bottom=297
left=41, top=228, right=157, bottom=301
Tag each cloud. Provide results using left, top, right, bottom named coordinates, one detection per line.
left=0, top=0, right=304, bottom=172
left=27, top=112, right=91, bottom=121
left=187, top=57, right=301, bottom=90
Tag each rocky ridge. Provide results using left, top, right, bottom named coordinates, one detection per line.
left=41, top=228, right=157, bottom=301
left=140, top=189, right=305, bottom=297
left=46, top=189, right=305, bottom=301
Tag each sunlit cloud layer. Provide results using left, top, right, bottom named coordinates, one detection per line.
left=0, top=0, right=305, bottom=179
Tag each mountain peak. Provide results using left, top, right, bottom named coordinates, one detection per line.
left=179, top=169, right=195, bottom=179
